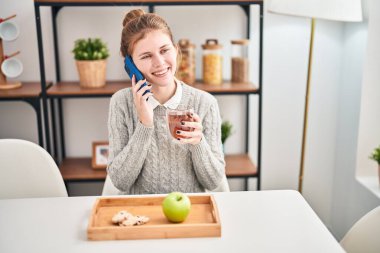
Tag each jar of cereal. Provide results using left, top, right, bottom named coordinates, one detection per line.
left=176, top=39, right=196, bottom=84
left=231, top=39, right=249, bottom=83
left=202, top=39, right=223, bottom=85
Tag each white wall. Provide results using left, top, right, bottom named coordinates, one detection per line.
left=262, top=6, right=309, bottom=191
left=301, top=19, right=343, bottom=227
left=263, top=5, right=344, bottom=227
left=1, top=0, right=379, bottom=239
left=355, top=0, right=380, bottom=186
left=331, top=0, right=380, bottom=239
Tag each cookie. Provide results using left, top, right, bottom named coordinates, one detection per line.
left=112, top=210, right=150, bottom=226
left=120, top=216, right=138, bottom=226
left=135, top=215, right=150, bottom=225
left=111, top=210, right=132, bottom=224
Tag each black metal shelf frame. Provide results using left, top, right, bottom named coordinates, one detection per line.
left=34, top=1, right=263, bottom=190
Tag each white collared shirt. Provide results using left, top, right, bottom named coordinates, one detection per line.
left=147, top=80, right=182, bottom=110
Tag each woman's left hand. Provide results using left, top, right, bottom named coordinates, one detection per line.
left=177, top=112, right=203, bottom=145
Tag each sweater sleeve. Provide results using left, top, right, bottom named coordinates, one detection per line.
left=107, top=91, right=154, bottom=192
left=189, top=98, right=225, bottom=190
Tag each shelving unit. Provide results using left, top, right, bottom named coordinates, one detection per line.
left=34, top=0, right=263, bottom=192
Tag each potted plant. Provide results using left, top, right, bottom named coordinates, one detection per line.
left=72, top=38, right=109, bottom=88
left=221, top=120, right=233, bottom=153
left=369, top=145, right=380, bottom=185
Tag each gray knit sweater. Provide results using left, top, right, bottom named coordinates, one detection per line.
left=107, top=82, right=225, bottom=194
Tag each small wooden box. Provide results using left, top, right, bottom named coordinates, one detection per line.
left=87, top=195, right=221, bottom=240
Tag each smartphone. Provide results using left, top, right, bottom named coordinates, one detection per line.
left=124, top=55, right=150, bottom=96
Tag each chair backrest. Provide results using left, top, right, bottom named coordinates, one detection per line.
left=340, top=206, right=380, bottom=253
left=0, top=139, right=68, bottom=199
left=102, top=174, right=230, bottom=195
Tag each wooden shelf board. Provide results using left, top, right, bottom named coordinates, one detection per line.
left=60, top=158, right=107, bottom=180
left=60, top=154, right=256, bottom=181
left=225, top=154, right=257, bottom=177
left=0, top=82, right=47, bottom=98
left=47, top=80, right=258, bottom=97
left=47, top=81, right=127, bottom=96
left=191, top=81, right=258, bottom=94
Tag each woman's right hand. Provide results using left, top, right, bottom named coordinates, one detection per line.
left=131, top=75, right=154, bottom=127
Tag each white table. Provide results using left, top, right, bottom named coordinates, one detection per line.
left=0, top=190, right=344, bottom=253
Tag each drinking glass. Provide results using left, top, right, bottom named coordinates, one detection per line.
left=167, top=107, right=195, bottom=142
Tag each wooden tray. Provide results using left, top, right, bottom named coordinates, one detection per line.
left=87, top=195, right=221, bottom=240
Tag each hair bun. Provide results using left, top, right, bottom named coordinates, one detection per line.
left=123, top=9, right=145, bottom=27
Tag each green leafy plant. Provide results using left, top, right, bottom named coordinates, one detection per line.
left=72, top=38, right=109, bottom=60
left=369, top=145, right=380, bottom=165
left=221, top=120, right=233, bottom=144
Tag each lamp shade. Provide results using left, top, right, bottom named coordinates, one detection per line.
left=267, top=0, right=362, bottom=22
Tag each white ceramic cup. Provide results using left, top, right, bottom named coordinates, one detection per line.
left=0, top=21, right=20, bottom=41
left=1, top=58, right=23, bottom=78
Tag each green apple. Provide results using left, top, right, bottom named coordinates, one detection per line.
left=162, top=192, right=191, bottom=223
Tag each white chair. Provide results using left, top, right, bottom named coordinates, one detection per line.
left=102, top=174, right=230, bottom=195
left=340, top=206, right=380, bottom=253
left=102, top=174, right=120, bottom=196
left=0, top=139, right=68, bottom=199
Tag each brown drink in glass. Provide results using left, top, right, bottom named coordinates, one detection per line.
left=167, top=108, right=194, bottom=141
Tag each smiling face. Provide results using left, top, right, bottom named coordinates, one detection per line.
left=131, top=30, right=178, bottom=88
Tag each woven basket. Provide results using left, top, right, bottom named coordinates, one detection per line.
left=76, top=60, right=107, bottom=88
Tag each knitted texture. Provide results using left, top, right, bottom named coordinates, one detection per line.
left=107, top=83, right=225, bottom=194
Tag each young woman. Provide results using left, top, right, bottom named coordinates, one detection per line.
left=107, top=9, right=226, bottom=194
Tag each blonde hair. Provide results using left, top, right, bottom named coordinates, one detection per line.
left=120, top=9, right=175, bottom=57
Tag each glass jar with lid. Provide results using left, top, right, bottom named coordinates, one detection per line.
left=231, top=39, right=249, bottom=83
left=175, top=39, right=196, bottom=84
left=202, top=39, right=223, bottom=85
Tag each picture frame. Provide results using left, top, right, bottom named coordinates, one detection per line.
left=92, top=141, right=109, bottom=169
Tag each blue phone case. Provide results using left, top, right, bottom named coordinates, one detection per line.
left=124, top=56, right=150, bottom=95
